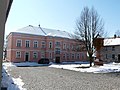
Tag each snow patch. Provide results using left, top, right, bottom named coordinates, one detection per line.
left=2, top=62, right=27, bottom=90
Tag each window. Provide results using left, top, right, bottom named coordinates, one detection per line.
left=16, top=51, right=21, bottom=58
left=112, top=54, right=115, bottom=59
left=16, top=39, right=22, bottom=47
left=56, top=42, right=60, bottom=46
left=81, top=53, right=84, bottom=59
left=66, top=44, right=70, bottom=50
left=105, top=47, right=107, bottom=51
left=55, top=48, right=60, bottom=54
left=72, top=54, right=74, bottom=59
left=106, top=54, right=108, bottom=59
left=41, top=41, right=46, bottom=48
left=33, top=41, right=38, bottom=48
left=67, top=54, right=69, bottom=59
left=33, top=52, right=38, bottom=59
left=63, top=54, right=66, bottom=59
left=77, top=54, right=79, bottom=59
left=25, top=40, right=30, bottom=48
left=41, top=52, right=45, bottom=58
left=63, top=43, right=66, bottom=50
left=112, top=46, right=115, bottom=51
left=49, top=42, right=52, bottom=49
left=49, top=52, right=52, bottom=59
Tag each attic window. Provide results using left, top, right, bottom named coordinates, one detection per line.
left=112, top=46, right=115, bottom=51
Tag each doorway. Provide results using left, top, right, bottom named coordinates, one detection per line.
left=118, top=54, right=120, bottom=62
left=25, top=52, right=29, bottom=61
left=55, top=57, right=60, bottom=63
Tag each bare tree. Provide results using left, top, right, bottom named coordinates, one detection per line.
left=75, top=7, right=104, bottom=67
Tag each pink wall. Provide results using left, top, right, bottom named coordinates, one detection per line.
left=6, top=32, right=87, bottom=63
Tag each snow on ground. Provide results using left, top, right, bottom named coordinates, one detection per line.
left=2, top=62, right=27, bottom=90
left=49, top=62, right=120, bottom=73
left=2, top=61, right=120, bottom=90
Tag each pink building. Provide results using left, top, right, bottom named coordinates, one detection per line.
left=6, top=25, right=87, bottom=63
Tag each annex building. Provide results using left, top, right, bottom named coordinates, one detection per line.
left=99, top=37, right=120, bottom=63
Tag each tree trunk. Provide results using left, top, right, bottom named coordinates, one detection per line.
left=89, top=54, right=93, bottom=67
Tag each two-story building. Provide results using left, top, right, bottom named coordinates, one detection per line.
left=6, top=25, right=87, bottom=63
left=97, top=37, right=120, bottom=63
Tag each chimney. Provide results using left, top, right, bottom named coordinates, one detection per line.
left=114, top=34, right=117, bottom=38
left=38, top=24, right=40, bottom=27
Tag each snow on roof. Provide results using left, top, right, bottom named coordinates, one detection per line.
left=104, top=37, right=120, bottom=46
left=13, top=25, right=73, bottom=39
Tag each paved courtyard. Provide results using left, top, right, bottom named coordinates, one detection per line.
left=8, top=66, right=120, bottom=90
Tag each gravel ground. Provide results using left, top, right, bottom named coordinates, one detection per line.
left=8, top=66, right=120, bottom=90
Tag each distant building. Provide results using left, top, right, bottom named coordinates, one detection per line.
left=97, top=37, right=120, bottom=63
left=6, top=25, right=87, bottom=63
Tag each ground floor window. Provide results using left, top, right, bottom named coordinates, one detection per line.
left=67, top=53, right=69, bottom=59
left=77, top=54, right=79, bottom=59
left=112, top=54, right=115, bottom=59
left=106, top=54, right=108, bottom=59
left=63, top=53, right=66, bottom=59
left=41, top=52, right=45, bottom=58
left=72, top=54, right=74, bottom=59
left=33, top=52, right=38, bottom=59
left=16, top=51, right=21, bottom=58
left=49, top=52, right=52, bottom=59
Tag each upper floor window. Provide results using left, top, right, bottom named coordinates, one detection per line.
left=63, top=43, right=66, bottom=50
left=49, top=42, right=52, bottom=49
left=66, top=44, right=70, bottom=50
left=33, top=52, right=38, bottom=59
left=56, top=42, right=60, bottom=46
left=33, top=41, right=38, bottom=48
left=112, top=46, right=115, bottom=51
left=16, top=39, right=22, bottom=47
left=55, top=48, right=60, bottom=54
left=41, top=41, right=46, bottom=48
left=105, top=47, right=107, bottom=51
left=16, top=51, right=21, bottom=58
left=25, top=40, right=30, bottom=48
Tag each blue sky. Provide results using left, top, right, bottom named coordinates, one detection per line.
left=5, top=0, right=120, bottom=37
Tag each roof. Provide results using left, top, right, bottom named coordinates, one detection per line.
left=13, top=25, right=73, bottom=39
left=104, top=37, right=120, bottom=46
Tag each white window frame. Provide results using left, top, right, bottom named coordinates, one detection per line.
left=25, top=40, right=30, bottom=48
left=63, top=43, right=66, bottom=50
left=16, top=51, right=21, bottom=58
left=41, top=41, right=46, bottom=48
left=33, top=40, right=38, bottom=48
left=16, top=39, right=22, bottom=47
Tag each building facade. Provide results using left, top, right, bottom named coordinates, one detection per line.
left=98, top=37, right=120, bottom=63
left=6, top=25, right=87, bottom=63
